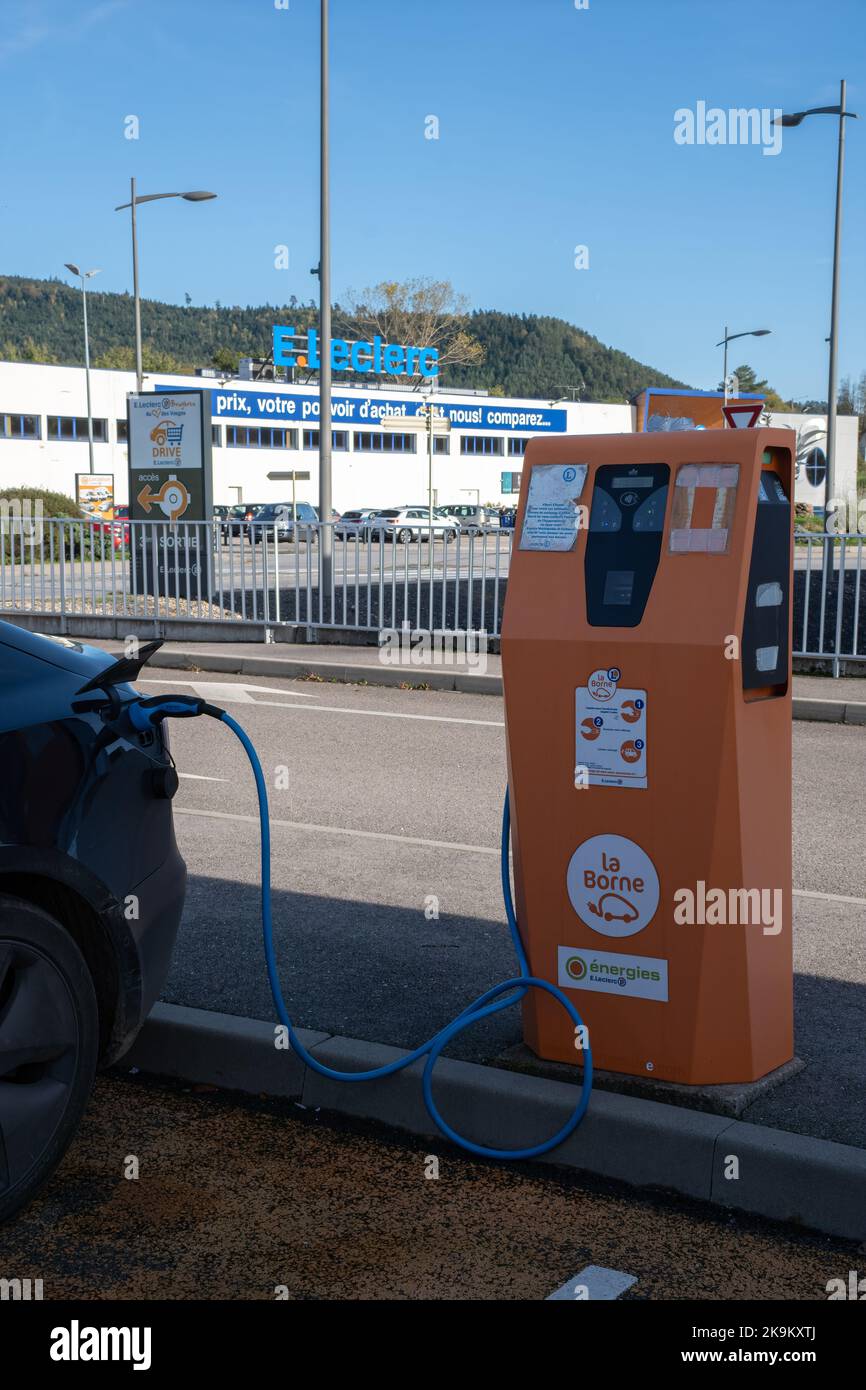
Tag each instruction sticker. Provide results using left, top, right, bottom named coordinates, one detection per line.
left=519, top=463, right=588, bottom=551
left=575, top=666, right=647, bottom=789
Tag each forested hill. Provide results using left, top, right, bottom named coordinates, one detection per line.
left=0, top=274, right=689, bottom=402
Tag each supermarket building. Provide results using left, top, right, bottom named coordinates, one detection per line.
left=0, top=359, right=858, bottom=515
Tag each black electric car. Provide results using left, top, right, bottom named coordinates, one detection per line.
left=0, top=621, right=186, bottom=1221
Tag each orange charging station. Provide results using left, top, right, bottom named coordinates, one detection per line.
left=501, top=429, right=795, bottom=1085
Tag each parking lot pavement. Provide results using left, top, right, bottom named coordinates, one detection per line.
left=0, top=1074, right=854, bottom=1301
left=136, top=667, right=866, bottom=1147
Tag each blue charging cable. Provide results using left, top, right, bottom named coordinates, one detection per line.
left=129, top=694, right=593, bottom=1159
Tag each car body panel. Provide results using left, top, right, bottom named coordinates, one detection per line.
left=0, top=620, right=187, bottom=1061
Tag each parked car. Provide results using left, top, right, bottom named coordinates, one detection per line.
left=335, top=508, right=379, bottom=540
left=440, top=503, right=501, bottom=532
left=369, top=507, right=460, bottom=543
left=247, top=501, right=319, bottom=543
left=0, top=624, right=186, bottom=1220
left=220, top=502, right=264, bottom=542
left=111, top=504, right=130, bottom=548
left=87, top=504, right=129, bottom=551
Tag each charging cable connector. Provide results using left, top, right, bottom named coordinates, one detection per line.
left=126, top=695, right=225, bottom=731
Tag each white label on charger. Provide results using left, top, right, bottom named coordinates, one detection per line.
left=558, top=946, right=668, bottom=1002
left=576, top=666, right=647, bottom=789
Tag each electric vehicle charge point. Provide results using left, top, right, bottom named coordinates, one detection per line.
left=501, top=429, right=794, bottom=1085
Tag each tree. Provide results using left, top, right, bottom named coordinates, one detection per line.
left=94, top=344, right=193, bottom=373
left=212, top=347, right=240, bottom=373
left=0, top=336, right=58, bottom=364
left=718, top=362, right=790, bottom=411
left=336, top=278, right=485, bottom=382
left=0, top=272, right=690, bottom=402
left=718, top=363, right=767, bottom=394
left=838, top=373, right=866, bottom=474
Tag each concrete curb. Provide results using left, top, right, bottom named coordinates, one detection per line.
left=130, top=644, right=505, bottom=697
left=794, top=695, right=866, bottom=725
left=123, top=1003, right=866, bottom=1241
left=104, top=645, right=866, bottom=722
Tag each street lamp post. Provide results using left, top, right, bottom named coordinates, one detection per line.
left=64, top=263, right=101, bottom=474
left=317, top=0, right=333, bottom=601
left=382, top=404, right=450, bottom=523
left=715, top=327, right=771, bottom=408
left=774, top=83, right=858, bottom=522
left=114, top=184, right=217, bottom=393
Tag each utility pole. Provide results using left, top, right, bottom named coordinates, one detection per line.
left=131, top=176, right=142, bottom=393
left=825, top=78, right=848, bottom=525
left=426, top=401, right=435, bottom=526
left=65, top=264, right=101, bottom=474
left=318, top=0, right=333, bottom=602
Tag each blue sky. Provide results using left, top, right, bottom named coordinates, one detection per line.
left=0, top=0, right=863, bottom=401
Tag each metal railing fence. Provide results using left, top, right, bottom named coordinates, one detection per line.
left=1, top=516, right=863, bottom=674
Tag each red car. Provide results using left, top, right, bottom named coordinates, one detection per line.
left=90, top=504, right=129, bottom=550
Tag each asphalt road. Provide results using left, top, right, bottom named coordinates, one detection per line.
left=134, top=666, right=866, bottom=1148
left=1, top=1073, right=855, bottom=1302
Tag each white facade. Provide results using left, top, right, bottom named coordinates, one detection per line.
left=764, top=409, right=860, bottom=520
left=0, top=359, right=858, bottom=515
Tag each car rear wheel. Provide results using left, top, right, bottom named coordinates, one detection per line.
left=0, top=895, right=98, bottom=1223
left=397, top=528, right=413, bottom=544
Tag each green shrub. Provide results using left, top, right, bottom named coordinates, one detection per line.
left=0, top=485, right=102, bottom=559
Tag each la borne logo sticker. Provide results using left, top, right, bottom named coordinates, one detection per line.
left=567, top=833, right=659, bottom=938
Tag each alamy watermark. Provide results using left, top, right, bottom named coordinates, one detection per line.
left=674, top=882, right=782, bottom=935
left=674, top=103, right=783, bottom=157
left=0, top=498, right=43, bottom=546
left=378, top=623, right=489, bottom=674
left=1, top=1276, right=43, bottom=1300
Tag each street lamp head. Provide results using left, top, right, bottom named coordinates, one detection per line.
left=774, top=106, right=856, bottom=127
left=115, top=189, right=218, bottom=210
left=715, top=328, right=772, bottom=347
left=65, top=264, right=101, bottom=280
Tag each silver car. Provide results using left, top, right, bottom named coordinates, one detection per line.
left=440, top=503, right=501, bottom=532
left=335, top=508, right=379, bottom=540
left=369, top=507, right=460, bottom=543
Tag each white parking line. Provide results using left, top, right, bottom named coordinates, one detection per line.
left=546, top=1265, right=637, bottom=1300
left=174, top=805, right=500, bottom=855
left=140, top=678, right=318, bottom=701
left=139, top=677, right=503, bottom=727
left=178, top=773, right=227, bottom=783
left=220, top=701, right=504, bottom=727
left=793, top=887, right=866, bottom=907
left=142, top=688, right=502, bottom=727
